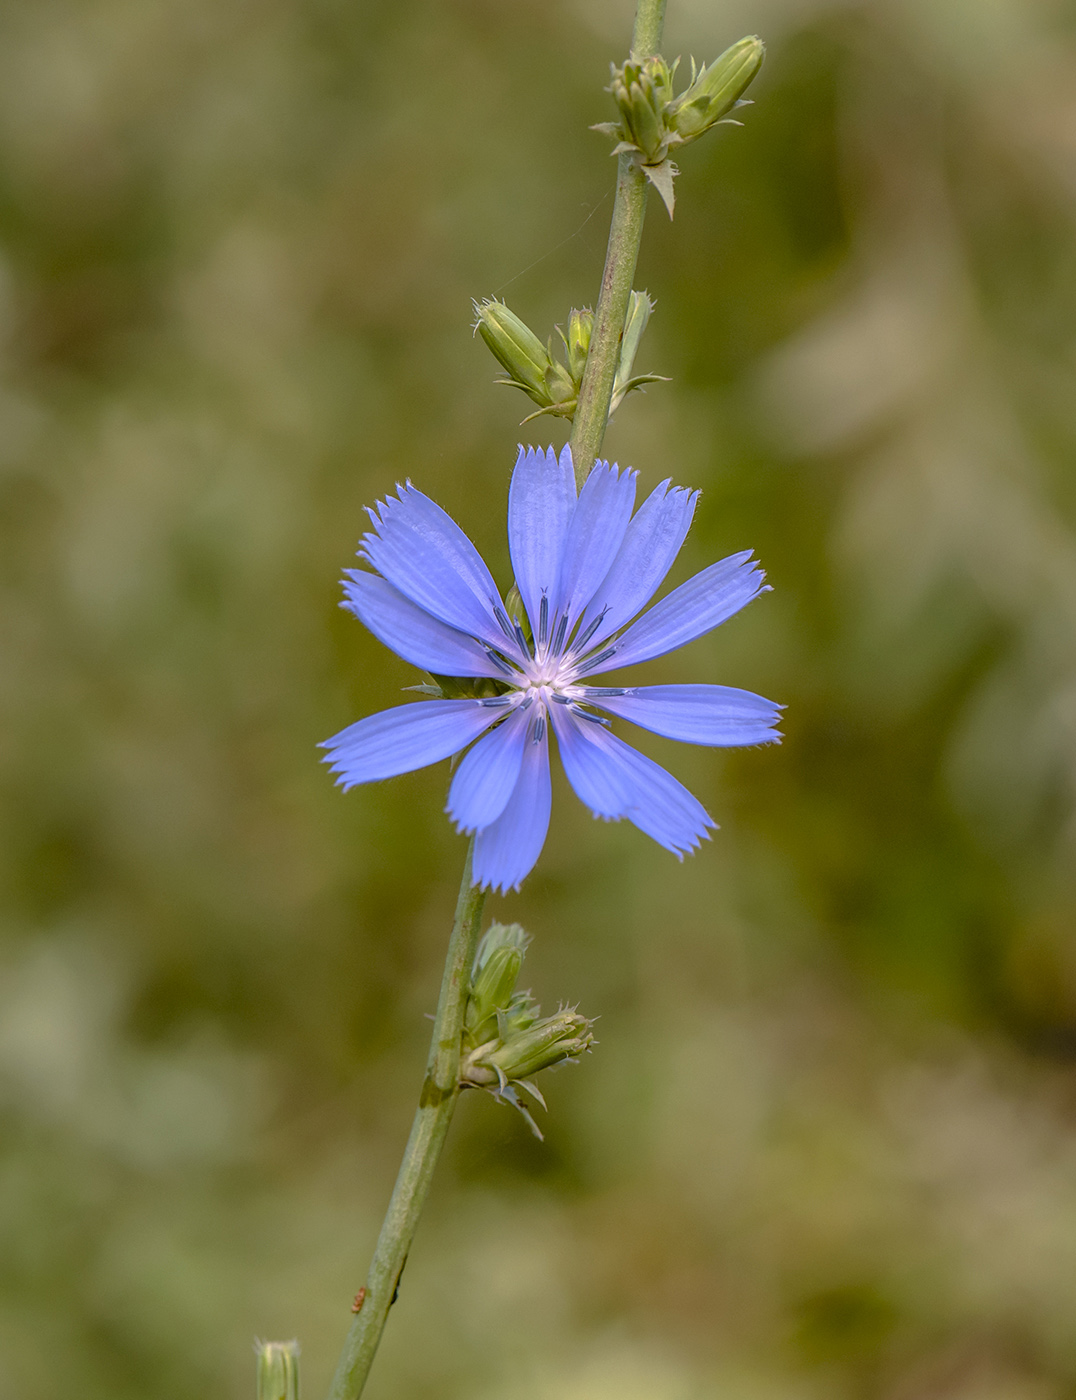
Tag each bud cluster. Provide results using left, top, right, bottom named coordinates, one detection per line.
left=461, top=922, right=595, bottom=1138
left=592, top=35, right=765, bottom=215
left=473, top=293, right=666, bottom=424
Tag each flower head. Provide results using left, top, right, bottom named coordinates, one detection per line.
left=322, top=445, right=781, bottom=892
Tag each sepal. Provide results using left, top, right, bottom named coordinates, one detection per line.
left=426, top=674, right=508, bottom=699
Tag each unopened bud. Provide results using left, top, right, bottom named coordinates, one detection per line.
left=256, top=1340, right=299, bottom=1400
left=467, top=922, right=529, bottom=1046
left=473, top=300, right=551, bottom=401
left=460, top=924, right=596, bottom=1135
left=593, top=39, right=763, bottom=218
left=606, top=57, right=676, bottom=165
left=610, top=291, right=669, bottom=415
left=629, top=78, right=665, bottom=162
left=563, top=307, right=593, bottom=381
left=483, top=1008, right=595, bottom=1082
left=670, top=36, right=764, bottom=140
left=474, top=300, right=581, bottom=421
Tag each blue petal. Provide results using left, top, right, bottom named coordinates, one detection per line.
left=548, top=703, right=627, bottom=819
left=508, top=444, right=576, bottom=639
left=583, top=551, right=767, bottom=675
left=550, top=705, right=714, bottom=854
left=587, top=684, right=783, bottom=746
left=573, top=480, right=698, bottom=654
left=551, top=461, right=636, bottom=634
left=342, top=571, right=513, bottom=678
left=360, top=483, right=517, bottom=654
left=446, top=705, right=529, bottom=833
left=321, top=700, right=502, bottom=788
left=472, top=714, right=552, bottom=892
left=610, top=737, right=716, bottom=854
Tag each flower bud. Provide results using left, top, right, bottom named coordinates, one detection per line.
left=620, top=290, right=652, bottom=375
left=473, top=299, right=551, bottom=402
left=563, top=307, right=593, bottom=382
left=608, top=291, right=657, bottom=410
left=607, top=57, right=676, bottom=165
left=593, top=39, right=763, bottom=217
left=460, top=924, right=596, bottom=1135
left=474, top=299, right=581, bottom=421
left=670, top=36, right=764, bottom=139
left=482, top=1008, right=595, bottom=1082
left=466, top=922, right=529, bottom=1046
left=256, top=1341, right=299, bottom=1400
left=628, top=78, right=665, bottom=162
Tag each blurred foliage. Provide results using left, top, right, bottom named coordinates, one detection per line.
left=2, top=0, right=1076, bottom=1397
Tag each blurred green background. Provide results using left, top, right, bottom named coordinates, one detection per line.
left=2, top=0, right=1076, bottom=1396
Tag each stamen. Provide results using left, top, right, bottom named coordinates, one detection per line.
left=538, top=594, right=549, bottom=646
left=493, top=606, right=515, bottom=641
left=483, top=647, right=518, bottom=677
left=573, top=609, right=607, bottom=654
left=549, top=692, right=572, bottom=704
left=513, top=620, right=531, bottom=656
left=572, top=706, right=610, bottom=726
left=479, top=695, right=513, bottom=707
left=582, top=686, right=627, bottom=698
left=583, top=645, right=617, bottom=670
left=519, top=692, right=535, bottom=710
left=552, top=612, right=569, bottom=655
left=532, top=714, right=546, bottom=743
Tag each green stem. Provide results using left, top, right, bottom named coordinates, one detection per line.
left=324, top=846, right=487, bottom=1400
left=323, top=4, right=666, bottom=1394
left=568, top=0, right=667, bottom=487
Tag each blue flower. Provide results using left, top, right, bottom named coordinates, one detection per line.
left=322, top=445, right=781, bottom=892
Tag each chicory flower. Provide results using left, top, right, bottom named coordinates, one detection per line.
left=322, top=445, right=781, bottom=892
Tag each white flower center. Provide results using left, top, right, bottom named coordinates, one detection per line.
left=518, top=652, right=578, bottom=696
